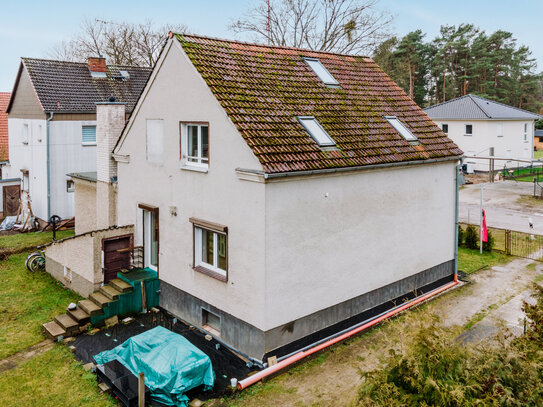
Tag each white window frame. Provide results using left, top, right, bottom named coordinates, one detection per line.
left=497, top=123, right=503, bottom=138
left=524, top=123, right=529, bottom=142
left=465, top=124, right=473, bottom=136
left=22, top=123, right=29, bottom=145
left=66, top=180, right=75, bottom=193
left=142, top=208, right=158, bottom=272
left=385, top=116, right=418, bottom=141
left=441, top=124, right=449, bottom=134
left=181, top=123, right=209, bottom=169
left=81, top=124, right=97, bottom=146
left=297, top=116, right=336, bottom=147
left=194, top=226, right=227, bottom=277
left=303, top=57, right=340, bottom=86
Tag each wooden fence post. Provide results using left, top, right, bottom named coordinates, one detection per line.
left=139, top=372, right=145, bottom=407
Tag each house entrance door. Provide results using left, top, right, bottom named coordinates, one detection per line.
left=142, top=208, right=158, bottom=271
left=102, top=236, right=132, bottom=283
left=3, top=185, right=20, bottom=216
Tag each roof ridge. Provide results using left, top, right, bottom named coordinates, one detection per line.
left=22, top=57, right=150, bottom=70
left=173, top=32, right=371, bottom=59
left=467, top=94, right=491, bottom=118
left=469, top=93, right=540, bottom=117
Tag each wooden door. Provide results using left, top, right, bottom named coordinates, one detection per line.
left=102, top=235, right=132, bottom=283
left=3, top=185, right=20, bottom=216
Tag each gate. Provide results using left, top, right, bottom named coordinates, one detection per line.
left=461, top=223, right=543, bottom=261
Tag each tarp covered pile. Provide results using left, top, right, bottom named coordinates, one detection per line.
left=94, top=326, right=215, bottom=406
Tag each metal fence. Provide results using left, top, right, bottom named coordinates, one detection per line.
left=460, top=223, right=543, bottom=260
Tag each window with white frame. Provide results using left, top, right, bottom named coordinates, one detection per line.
left=304, top=57, right=340, bottom=87
left=66, top=180, right=75, bottom=192
left=82, top=125, right=96, bottom=145
left=441, top=124, right=448, bottom=134
left=146, top=119, right=164, bottom=164
left=497, top=123, right=503, bottom=137
left=524, top=123, right=529, bottom=142
left=181, top=123, right=209, bottom=167
left=465, top=124, right=473, bottom=136
left=385, top=116, right=418, bottom=142
left=22, top=123, right=29, bottom=144
left=297, top=116, right=336, bottom=147
left=191, top=218, right=227, bottom=279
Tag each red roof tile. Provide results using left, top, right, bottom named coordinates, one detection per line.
left=176, top=34, right=462, bottom=174
left=0, top=92, right=10, bottom=161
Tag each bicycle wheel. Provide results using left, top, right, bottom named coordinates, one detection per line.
left=29, top=255, right=45, bottom=273
left=26, top=252, right=42, bottom=271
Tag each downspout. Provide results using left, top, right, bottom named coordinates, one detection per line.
left=454, top=159, right=464, bottom=283
left=46, top=112, right=53, bottom=220
left=237, top=279, right=458, bottom=391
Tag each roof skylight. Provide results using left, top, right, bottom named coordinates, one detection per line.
left=297, top=116, right=336, bottom=147
left=304, top=58, right=339, bottom=87
left=385, top=116, right=418, bottom=142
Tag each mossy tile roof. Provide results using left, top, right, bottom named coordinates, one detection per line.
left=176, top=34, right=462, bottom=173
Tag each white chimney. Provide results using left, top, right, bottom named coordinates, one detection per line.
left=95, top=101, right=125, bottom=229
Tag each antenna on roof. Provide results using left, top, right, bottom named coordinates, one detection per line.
left=267, top=0, right=271, bottom=45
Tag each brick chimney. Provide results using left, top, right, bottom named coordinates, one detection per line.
left=95, top=101, right=125, bottom=229
left=88, top=56, right=107, bottom=73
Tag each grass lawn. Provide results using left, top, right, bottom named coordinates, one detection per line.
left=457, top=246, right=511, bottom=274
left=534, top=150, right=543, bottom=160
left=0, top=232, right=79, bottom=359
left=0, top=230, right=74, bottom=253
left=0, top=345, right=116, bottom=407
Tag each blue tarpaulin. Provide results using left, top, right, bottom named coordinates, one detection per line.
left=94, top=326, right=215, bottom=406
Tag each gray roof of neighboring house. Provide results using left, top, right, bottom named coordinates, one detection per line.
left=424, top=94, right=541, bottom=120
left=535, top=130, right=543, bottom=137
left=7, top=58, right=152, bottom=114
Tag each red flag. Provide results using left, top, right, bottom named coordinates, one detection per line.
left=481, top=210, right=488, bottom=243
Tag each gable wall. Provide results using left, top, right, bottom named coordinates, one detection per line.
left=8, top=68, right=45, bottom=119
left=434, top=119, right=534, bottom=171
left=115, top=41, right=267, bottom=330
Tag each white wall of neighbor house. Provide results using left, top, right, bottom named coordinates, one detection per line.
left=115, top=39, right=268, bottom=329
left=434, top=119, right=534, bottom=171
left=49, top=120, right=97, bottom=219
left=4, top=118, right=48, bottom=218
left=263, top=161, right=457, bottom=330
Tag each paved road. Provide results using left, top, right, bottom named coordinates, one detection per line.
left=459, top=181, right=543, bottom=234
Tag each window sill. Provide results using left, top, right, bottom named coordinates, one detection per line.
left=464, top=134, right=472, bottom=137
left=82, top=142, right=97, bottom=146
left=181, top=165, right=208, bottom=173
left=194, top=265, right=227, bottom=282
left=202, top=324, right=221, bottom=337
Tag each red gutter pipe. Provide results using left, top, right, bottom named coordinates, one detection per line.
left=237, top=279, right=458, bottom=390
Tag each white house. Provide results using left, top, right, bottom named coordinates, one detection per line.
left=45, top=33, right=462, bottom=362
left=424, top=94, right=541, bottom=172
left=3, top=57, right=151, bottom=220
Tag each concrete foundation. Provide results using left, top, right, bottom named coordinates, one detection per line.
left=160, top=258, right=454, bottom=360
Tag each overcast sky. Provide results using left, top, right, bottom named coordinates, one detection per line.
left=1, top=0, right=541, bottom=91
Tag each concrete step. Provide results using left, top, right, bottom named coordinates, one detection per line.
left=79, top=299, right=103, bottom=317
left=42, top=321, right=66, bottom=340
left=67, top=306, right=90, bottom=323
left=109, top=278, right=133, bottom=294
left=99, top=285, right=121, bottom=301
left=54, top=314, right=79, bottom=336
left=90, top=292, right=114, bottom=308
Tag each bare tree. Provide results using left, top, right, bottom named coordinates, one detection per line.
left=47, top=19, right=189, bottom=66
left=230, top=0, right=392, bottom=55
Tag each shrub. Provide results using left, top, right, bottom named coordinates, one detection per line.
left=457, top=225, right=464, bottom=247
left=464, top=225, right=479, bottom=250
left=482, top=230, right=494, bottom=252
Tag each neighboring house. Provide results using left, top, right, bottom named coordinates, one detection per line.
left=424, top=94, right=541, bottom=172
left=0, top=92, right=20, bottom=218
left=534, top=129, right=543, bottom=151
left=3, top=57, right=151, bottom=220
left=46, top=33, right=462, bottom=363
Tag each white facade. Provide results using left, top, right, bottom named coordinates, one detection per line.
left=114, top=39, right=457, bottom=356
left=4, top=118, right=96, bottom=220
left=433, top=119, right=534, bottom=172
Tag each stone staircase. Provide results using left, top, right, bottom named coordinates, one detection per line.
left=43, top=278, right=133, bottom=340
